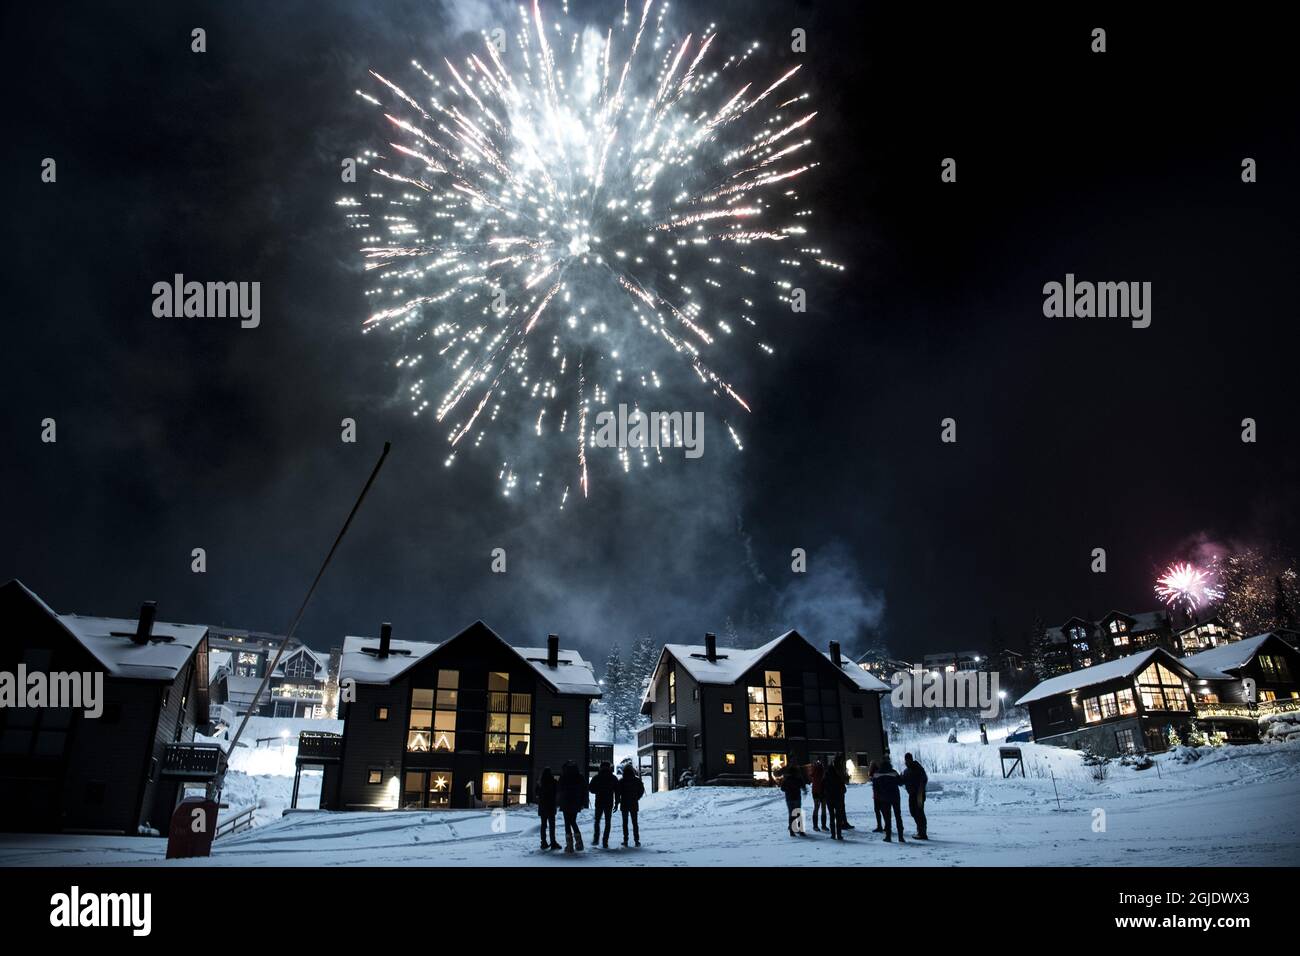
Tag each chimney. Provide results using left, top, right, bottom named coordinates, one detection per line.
left=378, top=622, right=392, bottom=659
left=829, top=641, right=842, bottom=668
left=133, top=601, right=158, bottom=645
left=705, top=632, right=717, bottom=662
left=547, top=634, right=559, bottom=668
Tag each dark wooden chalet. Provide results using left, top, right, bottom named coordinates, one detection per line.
left=638, top=631, right=890, bottom=792
left=1016, top=646, right=1200, bottom=754
left=1181, top=632, right=1300, bottom=741
left=0, top=580, right=216, bottom=834
left=319, top=621, right=599, bottom=811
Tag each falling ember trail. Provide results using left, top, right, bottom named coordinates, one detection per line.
left=346, top=0, right=843, bottom=503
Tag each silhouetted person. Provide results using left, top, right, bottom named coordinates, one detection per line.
left=779, top=762, right=807, bottom=836
left=900, top=752, right=929, bottom=839
left=617, top=763, right=645, bottom=846
left=809, top=759, right=828, bottom=832
left=871, top=755, right=905, bottom=843
left=536, top=767, right=559, bottom=850
left=823, top=756, right=847, bottom=840
left=557, top=761, right=588, bottom=852
left=867, top=760, right=884, bottom=832
left=588, top=760, right=618, bottom=848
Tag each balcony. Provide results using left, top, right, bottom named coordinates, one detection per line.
left=161, top=742, right=225, bottom=779
left=637, top=723, right=689, bottom=752
left=1197, top=698, right=1300, bottom=721
left=588, top=741, right=614, bottom=769
left=297, top=731, right=343, bottom=763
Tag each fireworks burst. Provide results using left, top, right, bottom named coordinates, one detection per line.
left=342, top=0, right=841, bottom=503
left=1154, top=561, right=1225, bottom=614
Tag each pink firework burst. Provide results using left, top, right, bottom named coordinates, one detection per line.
left=1154, top=562, right=1225, bottom=613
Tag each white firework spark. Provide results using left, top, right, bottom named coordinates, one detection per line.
left=342, top=0, right=842, bottom=502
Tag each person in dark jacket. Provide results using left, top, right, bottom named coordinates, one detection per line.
left=536, top=767, right=559, bottom=850
left=778, top=762, right=807, bottom=836
left=867, top=761, right=884, bottom=832
left=617, top=763, right=645, bottom=846
left=899, top=752, right=929, bottom=839
left=822, top=757, right=847, bottom=840
left=557, top=760, right=588, bottom=852
left=870, top=755, right=905, bottom=843
left=588, top=760, right=618, bottom=848
left=809, top=759, right=827, bottom=832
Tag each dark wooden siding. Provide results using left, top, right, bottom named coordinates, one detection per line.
left=338, top=681, right=407, bottom=809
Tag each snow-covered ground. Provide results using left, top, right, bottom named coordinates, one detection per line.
left=200, top=716, right=343, bottom=828
left=3, top=726, right=1298, bottom=867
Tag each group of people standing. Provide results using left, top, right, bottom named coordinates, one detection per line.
left=535, top=760, right=645, bottom=853
left=780, top=752, right=929, bottom=844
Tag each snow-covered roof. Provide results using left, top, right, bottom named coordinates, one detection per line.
left=828, top=653, right=892, bottom=693
left=208, top=649, right=232, bottom=680
left=215, top=674, right=264, bottom=701
left=2, top=580, right=210, bottom=682
left=54, top=613, right=209, bottom=681
left=1180, top=633, right=1279, bottom=679
left=339, top=622, right=599, bottom=697
left=1015, top=647, right=1187, bottom=706
left=646, top=631, right=889, bottom=709
left=513, top=646, right=601, bottom=697
left=1046, top=610, right=1169, bottom=641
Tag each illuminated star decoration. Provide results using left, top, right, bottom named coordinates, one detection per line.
left=342, top=0, right=842, bottom=504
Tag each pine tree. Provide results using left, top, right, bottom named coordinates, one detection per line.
left=602, top=644, right=630, bottom=742
left=1028, top=615, right=1056, bottom=680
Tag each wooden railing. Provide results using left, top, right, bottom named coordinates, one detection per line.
left=161, top=742, right=225, bottom=778
left=1196, top=698, right=1300, bottom=721
left=214, top=805, right=256, bottom=840
left=589, top=742, right=614, bottom=768
left=297, top=731, right=343, bottom=762
left=637, top=723, right=689, bottom=750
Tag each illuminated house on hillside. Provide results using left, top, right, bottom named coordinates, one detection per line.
left=1017, top=647, right=1199, bottom=754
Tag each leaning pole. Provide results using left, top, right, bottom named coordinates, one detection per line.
left=214, top=440, right=392, bottom=798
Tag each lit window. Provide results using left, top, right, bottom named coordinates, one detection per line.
left=550, top=712, right=564, bottom=729
left=725, top=752, right=736, bottom=765
left=411, top=672, right=459, bottom=752
left=367, top=768, right=382, bottom=785
left=751, top=753, right=787, bottom=781
left=1136, top=663, right=1189, bottom=712
left=374, top=706, right=389, bottom=721
left=487, top=673, right=530, bottom=755
left=746, top=673, right=786, bottom=739
left=722, top=701, right=733, bottom=714
left=1083, top=697, right=1102, bottom=723
left=668, top=669, right=676, bottom=705
left=480, top=772, right=529, bottom=808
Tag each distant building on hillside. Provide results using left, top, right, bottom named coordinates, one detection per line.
left=1036, top=610, right=1176, bottom=677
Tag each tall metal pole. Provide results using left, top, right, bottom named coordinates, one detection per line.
left=217, top=441, right=392, bottom=790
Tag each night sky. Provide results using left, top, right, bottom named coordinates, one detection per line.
left=2, top=2, right=1296, bottom=666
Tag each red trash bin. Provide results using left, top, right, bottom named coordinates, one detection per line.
left=165, top=797, right=219, bottom=859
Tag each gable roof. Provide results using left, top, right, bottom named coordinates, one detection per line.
left=271, top=644, right=327, bottom=678
left=1180, top=633, right=1287, bottom=679
left=1015, top=647, right=1190, bottom=706
left=644, top=630, right=890, bottom=710
left=339, top=620, right=600, bottom=697
left=2, top=579, right=208, bottom=682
